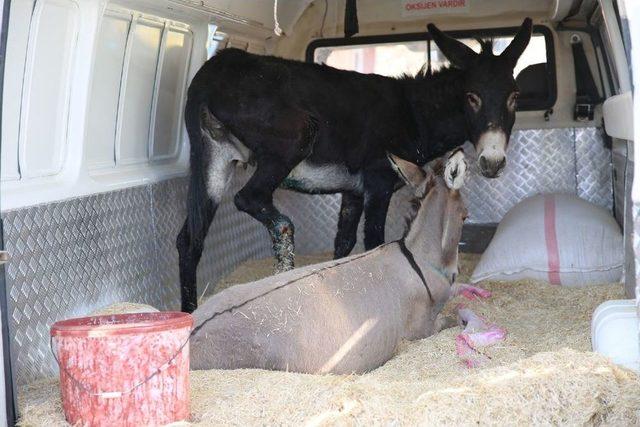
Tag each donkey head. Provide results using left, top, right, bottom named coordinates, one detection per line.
left=388, top=150, right=468, bottom=281
left=428, top=18, right=532, bottom=178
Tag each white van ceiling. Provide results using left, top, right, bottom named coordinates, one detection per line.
left=346, top=0, right=557, bottom=23
left=170, top=0, right=313, bottom=35
left=169, top=0, right=581, bottom=36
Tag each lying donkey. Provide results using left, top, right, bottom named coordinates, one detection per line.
left=190, top=151, right=468, bottom=374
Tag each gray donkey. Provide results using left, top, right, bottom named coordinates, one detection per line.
left=190, top=150, right=468, bottom=374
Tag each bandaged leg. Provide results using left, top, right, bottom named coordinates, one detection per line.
left=451, top=283, right=492, bottom=300
left=455, top=305, right=506, bottom=368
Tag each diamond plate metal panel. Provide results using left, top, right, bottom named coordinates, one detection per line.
left=274, top=184, right=413, bottom=256
left=575, top=127, right=613, bottom=211
left=3, top=187, right=161, bottom=384
left=271, top=127, right=614, bottom=251
left=460, top=128, right=578, bottom=223
left=150, top=178, right=186, bottom=311
left=634, top=201, right=640, bottom=317
left=2, top=170, right=271, bottom=385
left=274, top=191, right=342, bottom=255
left=195, top=167, right=272, bottom=296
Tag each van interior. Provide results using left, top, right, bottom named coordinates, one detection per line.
left=0, top=0, right=638, bottom=424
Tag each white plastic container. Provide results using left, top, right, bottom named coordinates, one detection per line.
left=591, top=299, right=640, bottom=372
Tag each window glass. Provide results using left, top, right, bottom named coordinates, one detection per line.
left=20, top=0, right=78, bottom=178
left=86, top=13, right=130, bottom=169
left=460, top=35, right=547, bottom=76
left=314, top=34, right=547, bottom=79
left=597, top=18, right=620, bottom=93
left=315, top=41, right=431, bottom=77
left=312, top=31, right=552, bottom=111
left=151, top=28, right=193, bottom=160
left=118, top=21, right=163, bottom=165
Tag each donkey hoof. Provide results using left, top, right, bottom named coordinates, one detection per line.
left=445, top=149, right=467, bottom=190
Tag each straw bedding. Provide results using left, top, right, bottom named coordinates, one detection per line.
left=18, top=253, right=640, bottom=426
left=90, top=302, right=159, bottom=315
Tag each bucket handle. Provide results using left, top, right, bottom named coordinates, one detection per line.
left=49, top=332, right=191, bottom=398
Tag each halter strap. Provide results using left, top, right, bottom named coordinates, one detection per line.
left=396, top=239, right=451, bottom=303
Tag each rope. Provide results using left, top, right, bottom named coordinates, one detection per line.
left=51, top=240, right=451, bottom=396
left=191, top=243, right=395, bottom=335
left=50, top=332, right=191, bottom=398
left=320, top=0, right=328, bottom=37
left=50, top=245, right=392, bottom=397
left=274, top=0, right=283, bottom=36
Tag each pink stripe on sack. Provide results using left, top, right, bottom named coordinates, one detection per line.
left=544, top=195, right=561, bottom=285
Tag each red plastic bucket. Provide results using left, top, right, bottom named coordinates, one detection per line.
left=50, top=312, right=193, bottom=426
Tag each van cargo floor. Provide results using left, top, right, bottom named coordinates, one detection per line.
left=18, top=253, right=640, bottom=426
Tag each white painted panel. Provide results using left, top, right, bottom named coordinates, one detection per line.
left=19, top=0, right=79, bottom=178
left=1, top=0, right=34, bottom=181
left=86, top=13, right=130, bottom=169
left=117, top=19, right=162, bottom=165
left=247, top=43, right=265, bottom=54
left=604, top=92, right=634, bottom=141
left=227, top=38, right=248, bottom=50
left=151, top=28, right=192, bottom=160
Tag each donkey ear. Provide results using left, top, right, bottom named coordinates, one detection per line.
left=387, top=154, right=427, bottom=194
left=428, top=23, right=478, bottom=69
left=500, top=18, right=532, bottom=68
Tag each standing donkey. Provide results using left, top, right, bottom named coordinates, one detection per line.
left=178, top=19, right=532, bottom=312
left=191, top=152, right=468, bottom=373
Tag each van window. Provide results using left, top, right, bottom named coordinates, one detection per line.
left=308, top=27, right=555, bottom=111
left=85, top=11, right=193, bottom=171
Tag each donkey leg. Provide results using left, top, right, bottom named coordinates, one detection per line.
left=234, top=109, right=316, bottom=272
left=176, top=128, right=240, bottom=313
left=362, top=167, right=397, bottom=250
left=177, top=199, right=217, bottom=313
left=333, top=192, right=364, bottom=259
left=363, top=191, right=392, bottom=250
left=234, top=160, right=303, bottom=273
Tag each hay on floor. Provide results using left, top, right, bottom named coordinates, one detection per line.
left=90, top=302, right=159, bottom=316
left=18, top=253, right=640, bottom=426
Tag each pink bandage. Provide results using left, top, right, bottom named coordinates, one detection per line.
left=456, top=306, right=506, bottom=368
left=456, top=283, right=492, bottom=300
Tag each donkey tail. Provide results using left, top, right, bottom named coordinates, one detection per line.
left=184, top=92, right=209, bottom=252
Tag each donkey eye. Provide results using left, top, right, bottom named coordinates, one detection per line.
left=466, top=92, right=481, bottom=112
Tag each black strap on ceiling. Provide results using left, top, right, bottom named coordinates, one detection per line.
left=397, top=239, right=434, bottom=303
left=571, top=34, right=602, bottom=122
left=427, top=39, right=432, bottom=75
left=344, top=0, right=359, bottom=38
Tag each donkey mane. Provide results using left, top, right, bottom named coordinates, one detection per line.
left=475, top=38, right=494, bottom=57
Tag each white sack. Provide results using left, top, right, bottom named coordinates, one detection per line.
left=471, top=194, right=623, bottom=286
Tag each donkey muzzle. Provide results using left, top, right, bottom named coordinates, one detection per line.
left=476, top=130, right=507, bottom=178
left=478, top=155, right=506, bottom=178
